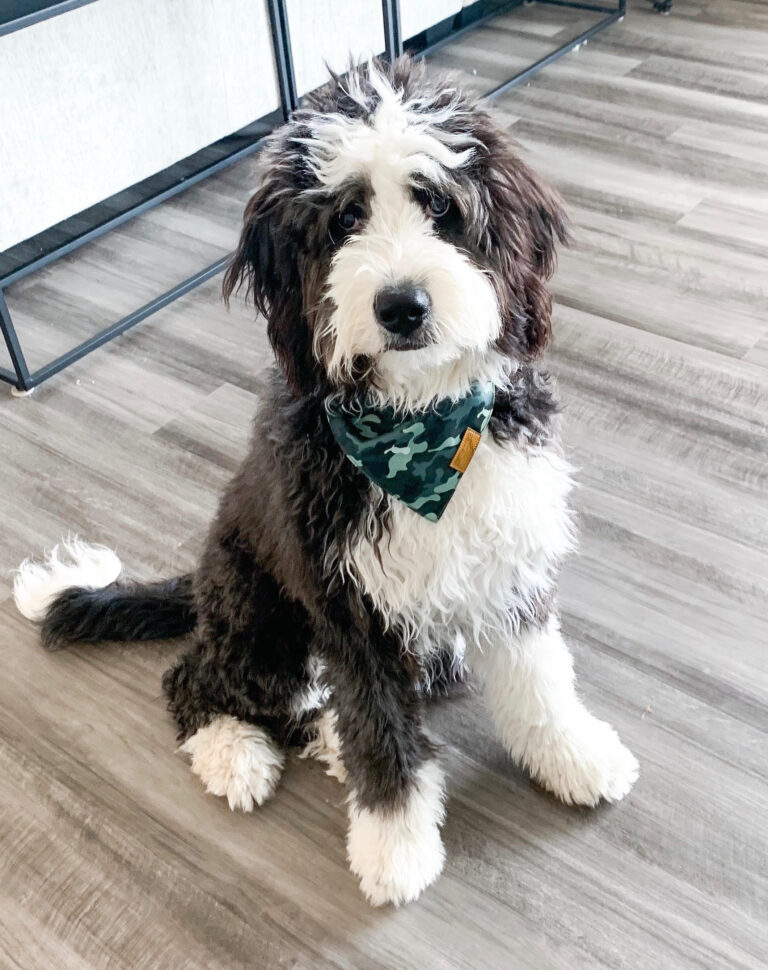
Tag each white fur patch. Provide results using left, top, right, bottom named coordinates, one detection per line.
left=347, top=760, right=446, bottom=907
left=180, top=715, right=284, bottom=812
left=13, top=536, right=122, bottom=621
left=470, top=617, right=639, bottom=806
left=299, top=709, right=348, bottom=783
left=302, top=65, right=474, bottom=193
left=345, top=435, right=575, bottom=653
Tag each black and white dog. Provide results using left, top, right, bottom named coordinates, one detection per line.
left=14, top=57, right=637, bottom=907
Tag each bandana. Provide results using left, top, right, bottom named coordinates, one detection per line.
left=325, top=382, right=495, bottom=521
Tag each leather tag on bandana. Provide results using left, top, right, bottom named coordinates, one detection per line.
left=450, top=427, right=482, bottom=474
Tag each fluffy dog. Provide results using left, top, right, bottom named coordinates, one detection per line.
left=14, top=57, right=638, bottom=907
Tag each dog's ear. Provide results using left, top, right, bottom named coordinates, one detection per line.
left=223, top=149, right=315, bottom=393
left=512, top=162, right=570, bottom=358
left=475, top=120, right=570, bottom=358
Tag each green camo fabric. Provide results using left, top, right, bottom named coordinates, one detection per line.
left=325, top=382, right=495, bottom=522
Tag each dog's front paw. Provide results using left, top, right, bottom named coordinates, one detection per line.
left=527, top=711, right=639, bottom=807
left=347, top=762, right=446, bottom=906
left=180, top=715, right=284, bottom=811
left=348, top=812, right=445, bottom=907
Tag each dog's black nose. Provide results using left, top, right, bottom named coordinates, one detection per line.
left=374, top=285, right=431, bottom=336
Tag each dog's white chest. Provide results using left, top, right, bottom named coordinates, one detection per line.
left=345, top=436, right=574, bottom=648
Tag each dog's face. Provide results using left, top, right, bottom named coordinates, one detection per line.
left=224, top=58, right=568, bottom=406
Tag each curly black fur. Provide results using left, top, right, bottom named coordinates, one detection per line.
left=490, top=364, right=559, bottom=447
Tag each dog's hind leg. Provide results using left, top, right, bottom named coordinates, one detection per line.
left=176, top=708, right=285, bottom=812
left=468, top=615, right=639, bottom=807
left=164, top=547, right=316, bottom=812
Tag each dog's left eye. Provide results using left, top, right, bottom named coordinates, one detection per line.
left=414, top=188, right=452, bottom=220
left=337, top=203, right=364, bottom=233
left=425, top=194, right=451, bottom=219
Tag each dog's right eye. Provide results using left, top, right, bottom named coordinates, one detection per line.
left=337, top=203, right=364, bottom=233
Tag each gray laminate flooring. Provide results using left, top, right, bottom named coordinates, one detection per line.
left=1, top=1, right=766, bottom=967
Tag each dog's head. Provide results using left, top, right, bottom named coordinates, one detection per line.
left=224, top=57, right=568, bottom=407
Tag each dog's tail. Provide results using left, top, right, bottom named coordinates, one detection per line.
left=13, top=537, right=196, bottom=649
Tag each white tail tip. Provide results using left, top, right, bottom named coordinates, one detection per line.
left=13, top=536, right=122, bottom=621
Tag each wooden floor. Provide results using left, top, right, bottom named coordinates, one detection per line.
left=2, top=1, right=767, bottom=967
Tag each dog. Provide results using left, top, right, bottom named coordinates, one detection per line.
left=14, top=56, right=638, bottom=907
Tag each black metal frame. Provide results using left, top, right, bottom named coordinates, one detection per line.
left=267, top=0, right=298, bottom=113
left=1, top=0, right=625, bottom=393
left=0, top=0, right=99, bottom=38
left=382, top=0, right=404, bottom=60
left=0, top=0, right=294, bottom=393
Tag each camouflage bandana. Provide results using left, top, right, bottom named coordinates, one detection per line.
left=325, top=382, right=495, bottom=522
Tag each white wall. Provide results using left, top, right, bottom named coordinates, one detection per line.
left=400, top=0, right=463, bottom=41
left=0, top=0, right=280, bottom=252
left=286, top=0, right=385, bottom=97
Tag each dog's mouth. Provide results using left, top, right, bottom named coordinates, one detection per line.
left=382, top=328, right=437, bottom=353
